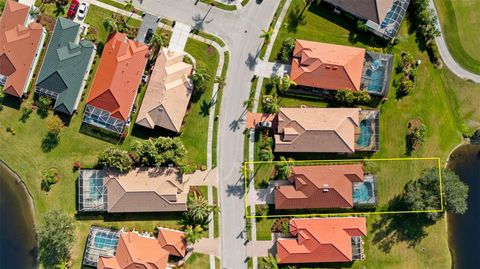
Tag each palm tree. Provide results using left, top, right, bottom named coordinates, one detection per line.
left=124, top=0, right=135, bottom=23
left=275, top=156, right=292, bottom=180
left=259, top=148, right=273, bottom=161
left=259, top=26, right=273, bottom=45
left=215, top=76, right=226, bottom=90
left=150, top=33, right=163, bottom=52
left=263, top=255, right=279, bottom=269
left=299, top=0, right=313, bottom=17
left=185, top=225, right=203, bottom=244
left=103, top=18, right=117, bottom=34
left=192, top=65, right=210, bottom=95
left=243, top=95, right=255, bottom=109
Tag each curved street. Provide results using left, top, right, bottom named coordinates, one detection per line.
left=429, top=0, right=480, bottom=83
left=132, top=0, right=281, bottom=268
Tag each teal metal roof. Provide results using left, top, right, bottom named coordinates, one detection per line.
left=36, top=18, right=95, bottom=115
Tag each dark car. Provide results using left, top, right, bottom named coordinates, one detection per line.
left=67, top=0, right=79, bottom=18
left=144, top=28, right=153, bottom=44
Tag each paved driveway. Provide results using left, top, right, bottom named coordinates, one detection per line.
left=254, top=61, right=291, bottom=78
left=168, top=22, right=191, bottom=52
left=136, top=13, right=159, bottom=43
left=130, top=1, right=282, bottom=268
left=248, top=180, right=290, bottom=205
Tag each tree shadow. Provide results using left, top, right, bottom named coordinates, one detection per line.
left=199, top=99, right=212, bottom=117
left=53, top=3, right=66, bottom=17
left=191, top=6, right=213, bottom=30
left=245, top=48, right=260, bottom=71
left=371, top=195, right=436, bottom=253
left=287, top=5, right=305, bottom=33
left=41, top=132, right=59, bottom=152
left=19, top=107, right=33, bottom=123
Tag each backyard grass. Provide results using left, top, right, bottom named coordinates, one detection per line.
left=84, top=4, right=141, bottom=44
left=247, top=0, right=480, bottom=267
left=434, top=0, right=480, bottom=74
left=181, top=38, right=220, bottom=167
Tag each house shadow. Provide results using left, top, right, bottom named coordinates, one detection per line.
left=130, top=124, right=176, bottom=140
left=371, top=195, right=436, bottom=253
left=1, top=94, right=21, bottom=110
left=79, top=123, right=122, bottom=145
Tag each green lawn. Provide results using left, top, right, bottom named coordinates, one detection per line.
left=183, top=252, right=210, bottom=268
left=181, top=38, right=220, bottom=167
left=434, top=0, right=480, bottom=74
left=200, top=0, right=237, bottom=11
left=85, top=5, right=141, bottom=44
left=248, top=0, right=480, bottom=267
left=259, top=0, right=287, bottom=59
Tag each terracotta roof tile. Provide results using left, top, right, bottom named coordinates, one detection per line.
left=290, top=40, right=365, bottom=91
left=157, top=228, right=187, bottom=257
left=275, top=164, right=364, bottom=209
left=0, top=0, right=44, bottom=97
left=87, top=33, right=149, bottom=121
left=277, top=217, right=367, bottom=264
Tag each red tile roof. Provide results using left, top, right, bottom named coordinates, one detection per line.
left=87, top=33, right=149, bottom=121
left=275, top=164, right=364, bottom=209
left=98, top=232, right=169, bottom=269
left=0, top=0, right=44, bottom=97
left=277, top=217, right=367, bottom=264
left=290, top=40, right=365, bottom=91
left=157, top=227, right=187, bottom=257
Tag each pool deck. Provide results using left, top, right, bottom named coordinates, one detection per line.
left=355, top=110, right=380, bottom=152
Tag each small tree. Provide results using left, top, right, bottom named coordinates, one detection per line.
left=356, top=20, right=368, bottom=32
left=0, top=90, right=5, bottom=111
left=275, top=156, right=292, bottom=180
left=280, top=37, right=296, bottom=62
left=185, top=225, right=203, bottom=244
left=262, top=95, right=279, bottom=113
left=263, top=255, right=279, bottom=269
left=150, top=33, right=163, bottom=52
left=132, top=137, right=187, bottom=166
left=336, top=89, right=355, bottom=105
left=38, top=210, right=75, bottom=268
left=97, top=147, right=133, bottom=172
left=103, top=17, right=118, bottom=34
left=41, top=169, right=59, bottom=192
left=46, top=115, right=64, bottom=135
left=279, top=74, right=292, bottom=93
left=39, top=95, right=53, bottom=108
left=192, top=64, right=210, bottom=96
left=259, top=148, right=273, bottom=161
left=353, top=90, right=371, bottom=104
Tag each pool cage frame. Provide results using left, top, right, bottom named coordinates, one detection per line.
left=83, top=104, right=127, bottom=134
left=78, top=169, right=108, bottom=212
left=351, top=236, right=365, bottom=260
left=366, top=0, right=411, bottom=40
left=361, top=51, right=394, bottom=97
left=83, top=226, right=120, bottom=267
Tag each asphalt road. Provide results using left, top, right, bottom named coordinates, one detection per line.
left=133, top=1, right=281, bottom=268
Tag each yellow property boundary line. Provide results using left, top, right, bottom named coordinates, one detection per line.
left=244, top=157, right=444, bottom=219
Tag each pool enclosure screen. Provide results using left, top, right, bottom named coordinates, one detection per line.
left=78, top=169, right=107, bottom=212
left=351, top=236, right=364, bottom=260
left=83, top=104, right=126, bottom=134
left=366, top=0, right=410, bottom=39
left=83, top=226, right=119, bottom=267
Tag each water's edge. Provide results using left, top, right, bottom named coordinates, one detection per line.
left=0, top=159, right=38, bottom=267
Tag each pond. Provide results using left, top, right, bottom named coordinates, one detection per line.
left=0, top=161, right=38, bottom=268
left=447, top=144, right=480, bottom=269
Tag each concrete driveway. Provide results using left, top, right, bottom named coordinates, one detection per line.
left=248, top=180, right=290, bottom=205
left=168, top=22, right=191, bottom=52
left=254, top=61, right=291, bottom=78
left=130, top=0, right=282, bottom=268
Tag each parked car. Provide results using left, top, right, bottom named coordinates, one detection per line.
left=77, top=2, right=88, bottom=19
left=257, top=121, right=272, bottom=128
left=144, top=28, right=153, bottom=44
left=67, top=0, right=79, bottom=18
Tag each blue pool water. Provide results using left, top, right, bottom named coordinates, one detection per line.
left=367, top=59, right=385, bottom=93
left=94, top=231, right=119, bottom=249
left=356, top=120, right=373, bottom=147
left=353, top=182, right=373, bottom=203
left=89, top=177, right=102, bottom=200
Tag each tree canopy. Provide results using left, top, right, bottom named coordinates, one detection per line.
left=403, top=168, right=468, bottom=221
left=97, top=147, right=133, bottom=172
left=132, top=137, right=187, bottom=166
left=38, top=210, right=75, bottom=268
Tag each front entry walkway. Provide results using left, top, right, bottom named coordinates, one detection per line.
left=254, top=61, right=291, bottom=78
left=168, top=22, right=191, bottom=52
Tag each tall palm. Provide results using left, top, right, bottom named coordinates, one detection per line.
left=185, top=225, right=203, bottom=244
left=192, top=65, right=210, bottom=94
left=275, top=156, right=292, bottom=180
left=150, top=33, right=163, bottom=51
left=259, top=26, right=273, bottom=45
left=103, top=18, right=117, bottom=34
left=243, top=95, right=255, bottom=109
left=263, top=255, right=279, bottom=269
left=124, top=0, right=135, bottom=23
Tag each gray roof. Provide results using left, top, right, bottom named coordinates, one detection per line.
left=36, top=18, right=95, bottom=115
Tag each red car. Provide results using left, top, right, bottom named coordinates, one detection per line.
left=67, top=0, right=79, bottom=18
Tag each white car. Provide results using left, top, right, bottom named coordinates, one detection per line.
left=77, top=2, right=88, bottom=20
left=256, top=121, right=272, bottom=129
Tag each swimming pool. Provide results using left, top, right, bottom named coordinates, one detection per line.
left=353, top=182, right=374, bottom=204
left=94, top=231, right=119, bottom=249
left=367, top=59, right=385, bottom=93
left=356, top=120, right=373, bottom=148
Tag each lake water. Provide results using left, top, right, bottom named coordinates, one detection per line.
left=0, top=161, right=38, bottom=268
left=447, top=144, right=480, bottom=269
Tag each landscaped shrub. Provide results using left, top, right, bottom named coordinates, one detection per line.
left=41, top=168, right=60, bottom=192
left=275, top=156, right=292, bottom=180
left=396, top=52, right=417, bottom=98
left=356, top=20, right=368, bottom=32
left=73, top=161, right=83, bottom=171
left=192, top=63, right=211, bottom=97
left=132, top=137, right=187, bottom=166
left=271, top=218, right=290, bottom=233
left=262, top=95, right=279, bottom=113
left=406, top=119, right=426, bottom=152
left=335, top=89, right=356, bottom=106
left=280, top=37, right=296, bottom=63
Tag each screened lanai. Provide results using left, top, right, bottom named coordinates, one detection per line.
left=78, top=169, right=107, bottom=212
